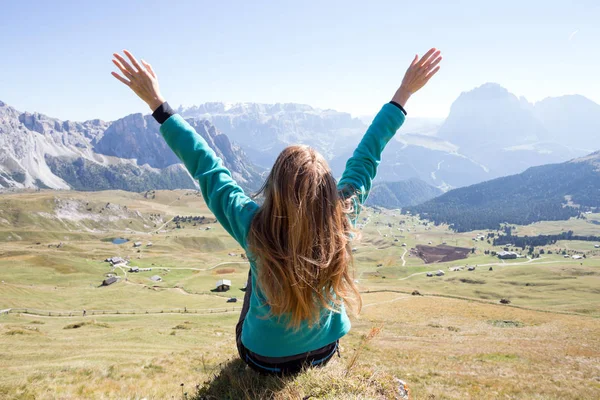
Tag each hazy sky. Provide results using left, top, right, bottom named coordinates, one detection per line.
left=1, top=0, right=598, bottom=121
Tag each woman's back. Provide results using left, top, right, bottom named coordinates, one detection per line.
left=111, top=46, right=441, bottom=373
left=157, top=103, right=406, bottom=357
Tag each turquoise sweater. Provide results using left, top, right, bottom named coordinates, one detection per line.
left=160, top=103, right=405, bottom=357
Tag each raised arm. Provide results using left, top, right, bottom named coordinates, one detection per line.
left=111, top=50, right=259, bottom=246
left=337, top=48, right=442, bottom=223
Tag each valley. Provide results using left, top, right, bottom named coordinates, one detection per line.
left=1, top=189, right=599, bottom=399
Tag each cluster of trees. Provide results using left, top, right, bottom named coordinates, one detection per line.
left=407, top=201, right=578, bottom=232
left=493, top=230, right=600, bottom=247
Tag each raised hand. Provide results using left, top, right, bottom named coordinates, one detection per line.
left=392, top=48, right=442, bottom=108
left=111, top=50, right=165, bottom=112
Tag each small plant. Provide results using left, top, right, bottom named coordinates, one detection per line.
left=345, top=325, right=382, bottom=377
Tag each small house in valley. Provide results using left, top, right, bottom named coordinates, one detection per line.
left=102, top=276, right=118, bottom=286
left=215, top=279, right=231, bottom=292
left=497, top=251, right=518, bottom=260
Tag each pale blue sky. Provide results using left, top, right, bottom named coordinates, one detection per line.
left=1, top=0, right=598, bottom=121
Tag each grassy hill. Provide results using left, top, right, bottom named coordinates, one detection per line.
left=1, top=189, right=599, bottom=399
left=406, top=151, right=600, bottom=232
left=365, top=178, right=443, bottom=209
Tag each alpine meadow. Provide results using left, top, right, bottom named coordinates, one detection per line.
left=1, top=1, right=600, bottom=399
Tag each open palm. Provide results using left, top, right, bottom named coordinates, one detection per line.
left=392, top=48, right=442, bottom=107
left=111, top=50, right=165, bottom=111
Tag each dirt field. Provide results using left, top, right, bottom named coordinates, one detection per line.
left=415, top=244, right=472, bottom=263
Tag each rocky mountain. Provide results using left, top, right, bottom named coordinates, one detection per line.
left=435, top=83, right=595, bottom=181
left=406, top=151, right=600, bottom=232
left=178, top=102, right=366, bottom=169
left=0, top=101, right=262, bottom=192
left=178, top=102, right=488, bottom=189
left=93, top=113, right=262, bottom=190
left=534, top=94, right=600, bottom=148
left=3, top=83, right=598, bottom=200
left=181, top=86, right=599, bottom=193
left=365, top=178, right=443, bottom=209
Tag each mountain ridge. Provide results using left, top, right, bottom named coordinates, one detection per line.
left=2, top=83, right=599, bottom=197
left=0, top=101, right=262, bottom=192
left=406, top=150, right=600, bottom=232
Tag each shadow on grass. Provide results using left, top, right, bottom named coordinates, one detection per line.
left=192, top=358, right=292, bottom=400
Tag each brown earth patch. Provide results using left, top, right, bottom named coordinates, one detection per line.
left=215, top=268, right=235, bottom=274
left=415, top=244, right=471, bottom=264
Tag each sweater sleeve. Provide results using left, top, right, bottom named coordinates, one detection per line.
left=160, top=114, right=259, bottom=247
left=337, top=103, right=406, bottom=224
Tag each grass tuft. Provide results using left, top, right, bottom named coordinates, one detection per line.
left=487, top=320, right=524, bottom=328
left=63, top=320, right=111, bottom=329
left=192, top=357, right=401, bottom=400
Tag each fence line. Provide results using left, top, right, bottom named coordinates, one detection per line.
left=2, top=307, right=242, bottom=317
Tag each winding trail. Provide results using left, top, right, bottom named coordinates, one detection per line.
left=152, top=216, right=174, bottom=234
left=363, top=295, right=410, bottom=308
left=398, top=271, right=429, bottom=281
left=401, top=248, right=407, bottom=267
left=395, top=258, right=562, bottom=281
left=168, top=261, right=250, bottom=272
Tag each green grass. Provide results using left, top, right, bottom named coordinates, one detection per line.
left=1, top=189, right=599, bottom=399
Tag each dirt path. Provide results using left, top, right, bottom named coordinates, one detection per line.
left=168, top=261, right=250, bottom=272
left=152, top=216, right=174, bottom=234
left=398, top=271, right=429, bottom=281
left=401, top=248, right=407, bottom=266
left=396, top=258, right=562, bottom=281
left=7, top=308, right=242, bottom=318
left=363, top=295, right=410, bottom=308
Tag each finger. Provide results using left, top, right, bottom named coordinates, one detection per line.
left=141, top=59, right=156, bottom=78
left=419, top=48, right=438, bottom=67
left=425, top=66, right=441, bottom=80
left=112, top=59, right=134, bottom=79
left=424, top=55, right=442, bottom=72
left=421, top=51, right=441, bottom=69
left=111, top=71, right=131, bottom=86
left=410, top=54, right=419, bottom=67
left=123, top=50, right=143, bottom=72
left=113, top=53, right=137, bottom=74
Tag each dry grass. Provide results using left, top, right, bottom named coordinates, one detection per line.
left=1, top=190, right=600, bottom=399
left=63, top=320, right=111, bottom=329
left=1, top=295, right=599, bottom=399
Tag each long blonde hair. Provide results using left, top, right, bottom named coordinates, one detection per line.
left=247, top=145, right=362, bottom=329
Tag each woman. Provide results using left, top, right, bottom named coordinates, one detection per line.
left=111, top=48, right=441, bottom=375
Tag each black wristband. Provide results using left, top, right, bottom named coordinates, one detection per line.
left=152, top=101, right=176, bottom=124
left=389, top=101, right=407, bottom=116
